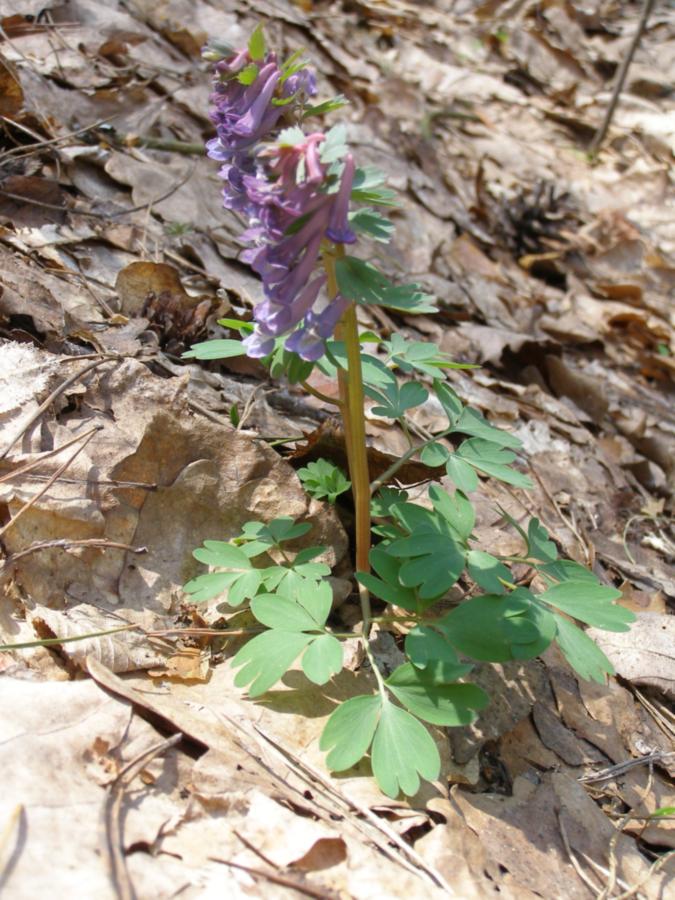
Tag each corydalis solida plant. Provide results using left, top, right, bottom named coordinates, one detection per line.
left=184, top=27, right=636, bottom=799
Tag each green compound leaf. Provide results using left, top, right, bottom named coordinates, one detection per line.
left=420, top=442, right=450, bottom=467
left=302, top=634, right=344, bottom=685
left=323, top=340, right=395, bottom=388
left=320, top=694, right=382, bottom=771
left=349, top=207, right=394, bottom=242
left=336, top=257, right=436, bottom=314
left=183, top=570, right=238, bottom=602
left=466, top=550, right=511, bottom=594
left=297, top=458, right=351, bottom=503
left=527, top=518, right=558, bottom=562
left=457, top=438, right=533, bottom=489
left=386, top=531, right=465, bottom=600
left=367, top=380, right=429, bottom=419
left=539, top=582, right=635, bottom=631
left=429, top=485, right=475, bottom=542
left=553, top=614, right=615, bottom=683
left=371, top=700, right=440, bottom=798
left=440, top=590, right=556, bottom=662
left=386, top=662, right=489, bottom=726
left=182, top=339, right=246, bottom=360
left=451, top=407, right=522, bottom=449
left=248, top=23, right=266, bottom=60
left=384, top=335, right=476, bottom=377
left=350, top=165, right=398, bottom=207
left=445, top=454, right=480, bottom=493
left=233, top=630, right=314, bottom=696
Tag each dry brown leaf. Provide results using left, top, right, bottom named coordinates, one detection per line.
left=588, top=613, right=675, bottom=698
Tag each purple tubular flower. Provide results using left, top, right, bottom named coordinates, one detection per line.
left=326, top=154, right=357, bottom=245
left=242, top=329, right=275, bottom=358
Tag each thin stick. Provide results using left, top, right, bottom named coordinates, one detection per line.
left=0, top=358, right=115, bottom=459
left=0, top=428, right=99, bottom=539
left=2, top=538, right=146, bottom=567
left=102, top=733, right=182, bottom=900
left=589, top=0, right=658, bottom=155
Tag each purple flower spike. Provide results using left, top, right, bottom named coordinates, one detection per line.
left=205, top=36, right=361, bottom=362
left=326, top=154, right=357, bottom=245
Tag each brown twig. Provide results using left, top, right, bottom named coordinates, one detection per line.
left=208, top=855, right=334, bottom=900
left=0, top=358, right=115, bottom=459
left=1, top=538, right=147, bottom=567
left=102, top=733, right=183, bottom=900
left=589, top=0, right=658, bottom=155
left=0, top=427, right=100, bottom=539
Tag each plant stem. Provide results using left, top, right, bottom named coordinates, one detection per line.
left=370, top=428, right=453, bottom=493
left=323, top=245, right=372, bottom=630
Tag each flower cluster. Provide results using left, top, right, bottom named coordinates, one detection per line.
left=205, top=35, right=356, bottom=361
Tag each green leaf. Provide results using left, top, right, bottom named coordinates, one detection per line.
left=295, top=578, right=333, bottom=627
left=386, top=662, right=489, bottom=726
left=466, top=550, right=511, bottom=594
left=293, top=546, right=326, bottom=565
left=527, top=518, right=558, bottom=562
left=371, top=700, right=440, bottom=798
left=297, top=458, right=351, bottom=503
left=440, top=590, right=556, bottom=661
left=228, top=569, right=263, bottom=606
left=193, top=541, right=252, bottom=570
left=371, top=486, right=409, bottom=517
left=367, top=380, right=429, bottom=419
left=350, top=165, right=398, bottom=207
left=321, top=694, right=382, bottom=771
left=386, top=532, right=465, bottom=600
left=452, top=407, right=522, bottom=449
left=538, top=560, right=599, bottom=584
left=349, top=207, right=394, bottom=242
left=250, top=594, right=321, bottom=631
left=319, top=123, right=348, bottom=163
left=356, top=546, right=418, bottom=610
left=420, top=442, right=450, bottom=467
left=183, top=571, right=238, bottom=602
left=217, top=317, right=255, bottom=334
left=539, top=582, right=634, bottom=631
left=233, top=631, right=314, bottom=696
left=302, top=634, right=343, bottom=685
left=384, top=336, right=474, bottom=377
left=268, top=517, right=312, bottom=544
left=651, top=806, right=675, bottom=818
left=336, top=257, right=436, bottom=314
left=182, top=339, right=246, bottom=360
left=553, top=614, right=614, bottom=683
left=324, top=341, right=396, bottom=388
left=446, top=455, right=479, bottom=493
left=429, top=485, right=475, bottom=542
left=236, top=62, right=259, bottom=85
left=405, top=625, right=470, bottom=671
left=248, top=24, right=266, bottom=61
left=457, top=439, right=533, bottom=489
left=433, top=380, right=463, bottom=425
left=302, top=95, right=348, bottom=118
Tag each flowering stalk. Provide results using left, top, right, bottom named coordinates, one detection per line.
left=323, top=245, right=371, bottom=626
